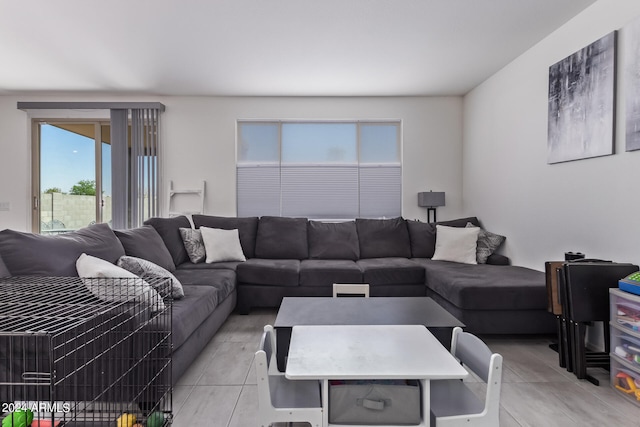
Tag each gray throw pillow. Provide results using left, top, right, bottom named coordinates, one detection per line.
left=0, top=223, right=125, bottom=277
left=179, top=227, right=206, bottom=263
left=465, top=222, right=506, bottom=264
left=308, top=220, right=360, bottom=260
left=114, top=225, right=176, bottom=272
left=117, top=255, right=185, bottom=299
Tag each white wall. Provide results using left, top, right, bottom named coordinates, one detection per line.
left=0, top=95, right=463, bottom=231
left=463, top=0, right=640, bottom=270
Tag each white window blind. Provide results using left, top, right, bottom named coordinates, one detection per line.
left=281, top=165, right=359, bottom=218
left=237, top=121, right=401, bottom=219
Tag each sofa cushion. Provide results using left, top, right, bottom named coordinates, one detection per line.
left=300, top=259, right=363, bottom=287
left=177, top=261, right=243, bottom=271
left=144, top=216, right=192, bottom=266
left=192, top=215, right=259, bottom=259
left=486, top=253, right=510, bottom=266
left=416, top=258, right=547, bottom=310
left=406, top=221, right=437, bottom=258
left=172, top=268, right=236, bottom=302
left=407, top=217, right=481, bottom=259
left=255, top=216, right=308, bottom=260
left=0, top=255, right=10, bottom=277
left=308, top=220, right=360, bottom=260
left=114, top=225, right=176, bottom=272
left=0, top=223, right=125, bottom=277
left=356, top=258, right=425, bottom=285
left=437, top=216, right=481, bottom=228
left=236, top=259, right=300, bottom=287
left=171, top=284, right=219, bottom=350
left=356, top=217, right=411, bottom=259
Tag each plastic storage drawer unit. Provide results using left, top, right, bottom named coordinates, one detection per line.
left=610, top=288, right=640, bottom=407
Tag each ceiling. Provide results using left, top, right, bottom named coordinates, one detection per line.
left=0, top=0, right=596, bottom=97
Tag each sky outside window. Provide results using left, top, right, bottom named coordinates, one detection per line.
left=40, top=124, right=111, bottom=196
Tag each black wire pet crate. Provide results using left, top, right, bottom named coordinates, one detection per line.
left=0, top=276, right=172, bottom=427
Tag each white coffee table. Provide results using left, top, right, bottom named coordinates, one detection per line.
left=285, top=324, right=469, bottom=427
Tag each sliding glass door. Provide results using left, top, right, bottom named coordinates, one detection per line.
left=33, top=121, right=111, bottom=234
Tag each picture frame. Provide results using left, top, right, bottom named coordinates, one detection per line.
left=547, top=31, right=617, bottom=164
left=623, top=16, right=640, bottom=152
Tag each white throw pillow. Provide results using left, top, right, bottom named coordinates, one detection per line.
left=200, top=227, right=247, bottom=263
left=76, top=253, right=165, bottom=311
left=431, top=225, right=480, bottom=264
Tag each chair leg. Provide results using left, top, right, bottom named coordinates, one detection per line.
left=604, top=321, right=611, bottom=354
left=555, top=315, right=566, bottom=368
left=573, top=322, right=587, bottom=380
left=563, top=317, right=574, bottom=372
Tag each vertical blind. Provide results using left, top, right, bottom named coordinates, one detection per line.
left=111, top=107, right=161, bottom=229
left=237, top=121, right=401, bottom=219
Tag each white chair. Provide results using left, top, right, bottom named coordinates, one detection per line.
left=332, top=283, right=370, bottom=298
left=430, top=327, right=503, bottom=427
left=255, top=325, right=323, bottom=427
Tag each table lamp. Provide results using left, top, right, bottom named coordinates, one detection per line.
left=418, top=191, right=445, bottom=223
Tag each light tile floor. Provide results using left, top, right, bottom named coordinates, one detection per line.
left=172, top=309, right=640, bottom=427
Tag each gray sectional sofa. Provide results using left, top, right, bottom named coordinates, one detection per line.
left=0, top=214, right=555, bottom=385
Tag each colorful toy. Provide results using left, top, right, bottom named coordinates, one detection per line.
left=2, top=409, right=34, bottom=427
left=31, top=420, right=61, bottom=427
left=615, top=371, right=640, bottom=401
left=146, top=411, right=164, bottom=427
left=116, top=413, right=137, bottom=427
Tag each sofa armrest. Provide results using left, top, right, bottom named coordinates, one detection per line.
left=486, top=253, right=510, bottom=266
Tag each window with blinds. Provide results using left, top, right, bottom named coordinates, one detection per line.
left=237, top=121, right=401, bottom=219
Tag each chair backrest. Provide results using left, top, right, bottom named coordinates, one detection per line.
left=333, top=283, right=370, bottom=297
left=255, top=325, right=323, bottom=427
left=451, top=327, right=493, bottom=383
left=258, top=325, right=276, bottom=370
left=563, top=262, right=639, bottom=322
left=450, top=327, right=502, bottom=416
left=256, top=325, right=275, bottom=406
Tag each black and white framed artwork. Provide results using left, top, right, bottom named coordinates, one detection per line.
left=547, top=32, right=617, bottom=164
left=623, top=16, right=640, bottom=152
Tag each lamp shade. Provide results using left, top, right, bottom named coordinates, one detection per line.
left=418, top=191, right=445, bottom=207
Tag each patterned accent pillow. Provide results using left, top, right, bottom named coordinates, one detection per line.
left=465, top=222, right=506, bottom=264
left=117, top=255, right=185, bottom=299
left=179, top=227, right=206, bottom=264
